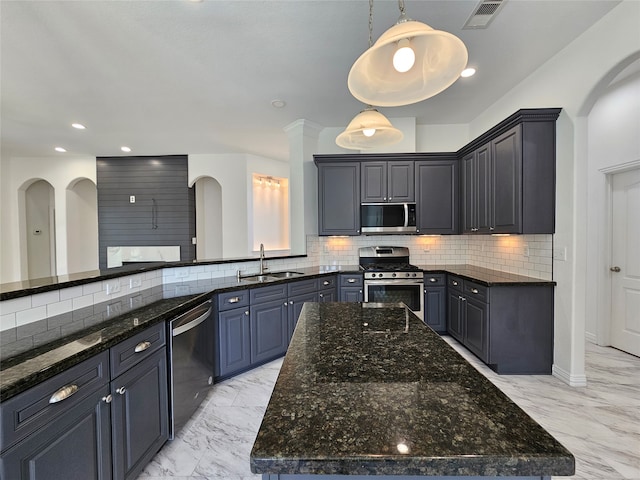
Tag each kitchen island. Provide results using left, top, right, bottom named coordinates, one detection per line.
left=250, top=302, right=574, bottom=480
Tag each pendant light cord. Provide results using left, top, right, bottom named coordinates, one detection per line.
left=398, top=0, right=405, bottom=15
left=368, top=0, right=374, bottom=48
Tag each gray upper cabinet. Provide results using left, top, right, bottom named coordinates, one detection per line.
left=361, top=161, right=414, bottom=203
left=316, top=160, right=361, bottom=236
left=460, top=109, right=560, bottom=234
left=415, top=157, right=458, bottom=235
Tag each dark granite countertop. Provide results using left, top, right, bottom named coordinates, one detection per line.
left=0, top=294, right=205, bottom=401
left=418, top=264, right=556, bottom=286
left=250, top=302, right=574, bottom=477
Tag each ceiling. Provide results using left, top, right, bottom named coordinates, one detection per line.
left=0, top=0, right=621, bottom=162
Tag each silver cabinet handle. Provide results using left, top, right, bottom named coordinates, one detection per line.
left=244, top=310, right=249, bottom=316
left=452, top=281, right=458, bottom=286
left=134, top=341, right=151, bottom=353
left=289, top=301, right=293, bottom=305
left=319, top=293, right=324, bottom=298
left=490, top=227, right=495, bottom=231
left=347, top=278, right=356, bottom=283
left=610, top=266, right=621, bottom=272
left=323, top=280, right=330, bottom=286
left=284, top=302, right=288, bottom=306
left=471, top=288, right=479, bottom=294
left=116, top=386, right=126, bottom=395
left=49, top=384, right=79, bottom=404
left=429, top=278, right=437, bottom=283
left=228, top=296, right=240, bottom=304
left=102, top=394, right=112, bottom=404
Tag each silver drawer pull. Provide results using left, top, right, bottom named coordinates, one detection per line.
left=228, top=296, right=240, bottom=304
left=134, top=341, right=151, bottom=353
left=429, top=278, right=437, bottom=283
left=471, top=288, right=479, bottom=294
left=116, top=386, right=126, bottom=395
left=323, top=281, right=330, bottom=286
left=347, top=278, right=356, bottom=283
left=49, top=384, right=79, bottom=404
left=452, top=281, right=458, bottom=286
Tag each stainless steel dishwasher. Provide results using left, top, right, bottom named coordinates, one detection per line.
left=167, top=298, right=214, bottom=439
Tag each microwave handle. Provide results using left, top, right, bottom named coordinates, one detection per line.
left=404, top=203, right=409, bottom=228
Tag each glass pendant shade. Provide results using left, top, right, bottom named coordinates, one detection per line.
left=336, top=108, right=403, bottom=150
left=348, top=20, right=468, bottom=107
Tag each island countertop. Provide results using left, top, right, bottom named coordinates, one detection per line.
left=250, top=303, right=574, bottom=479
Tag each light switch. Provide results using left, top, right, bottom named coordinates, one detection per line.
left=129, top=195, right=135, bottom=203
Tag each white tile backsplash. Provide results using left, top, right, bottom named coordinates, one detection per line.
left=0, top=233, right=553, bottom=333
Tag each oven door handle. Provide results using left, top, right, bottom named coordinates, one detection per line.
left=404, top=203, right=409, bottom=228
left=365, top=279, right=424, bottom=286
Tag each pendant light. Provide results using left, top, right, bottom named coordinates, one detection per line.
left=336, top=107, right=403, bottom=150
left=348, top=0, right=468, bottom=107
left=336, top=0, right=403, bottom=151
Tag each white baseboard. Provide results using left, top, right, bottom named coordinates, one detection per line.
left=552, top=364, right=587, bottom=387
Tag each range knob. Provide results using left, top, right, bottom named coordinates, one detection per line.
left=392, top=273, right=397, bottom=277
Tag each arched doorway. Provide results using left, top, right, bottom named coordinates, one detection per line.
left=194, top=176, right=223, bottom=260
left=66, top=178, right=99, bottom=274
left=23, top=179, right=56, bottom=279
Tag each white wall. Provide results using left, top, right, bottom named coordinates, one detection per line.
left=585, top=67, right=640, bottom=344
left=66, top=178, right=99, bottom=275
left=0, top=155, right=97, bottom=283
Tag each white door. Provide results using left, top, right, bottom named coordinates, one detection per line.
left=610, top=168, right=640, bottom=356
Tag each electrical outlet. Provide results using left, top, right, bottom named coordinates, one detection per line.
left=130, top=294, right=143, bottom=309
left=423, top=249, right=430, bottom=253
left=129, top=195, right=135, bottom=203
left=107, top=301, right=122, bottom=316
left=176, top=268, right=189, bottom=278
left=553, top=247, right=567, bottom=261
left=523, top=245, right=530, bottom=257
left=129, top=276, right=142, bottom=288
left=175, top=285, right=190, bottom=296
left=106, top=279, right=120, bottom=295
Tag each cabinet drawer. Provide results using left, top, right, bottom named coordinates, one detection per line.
left=318, top=275, right=337, bottom=290
left=464, top=281, right=489, bottom=303
left=110, top=323, right=165, bottom=378
left=0, top=350, right=109, bottom=453
left=448, top=275, right=464, bottom=292
left=339, top=274, right=363, bottom=287
left=217, top=290, right=249, bottom=311
left=423, top=273, right=446, bottom=286
left=287, top=279, right=317, bottom=297
left=250, top=284, right=287, bottom=304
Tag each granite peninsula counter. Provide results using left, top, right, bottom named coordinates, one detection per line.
left=250, top=303, right=574, bottom=480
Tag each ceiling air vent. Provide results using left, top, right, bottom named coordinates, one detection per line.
left=463, top=0, right=507, bottom=29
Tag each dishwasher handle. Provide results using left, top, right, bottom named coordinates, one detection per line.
left=171, top=301, right=212, bottom=337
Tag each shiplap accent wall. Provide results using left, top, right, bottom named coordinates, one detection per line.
left=97, top=155, right=195, bottom=269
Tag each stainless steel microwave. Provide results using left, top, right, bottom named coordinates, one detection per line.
left=361, top=203, right=417, bottom=234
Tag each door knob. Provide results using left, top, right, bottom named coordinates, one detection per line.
left=610, top=266, right=621, bottom=272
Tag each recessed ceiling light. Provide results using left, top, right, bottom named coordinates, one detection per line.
left=271, top=99, right=286, bottom=109
left=55, top=147, right=67, bottom=152
left=121, top=146, right=132, bottom=153
left=460, top=67, right=476, bottom=78
left=71, top=123, right=86, bottom=130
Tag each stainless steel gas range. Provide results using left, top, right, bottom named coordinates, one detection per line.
left=359, top=246, right=424, bottom=320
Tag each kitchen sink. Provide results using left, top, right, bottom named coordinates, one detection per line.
left=269, top=271, right=305, bottom=278
left=240, top=274, right=276, bottom=282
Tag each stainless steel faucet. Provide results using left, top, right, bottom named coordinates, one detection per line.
left=259, top=243, right=266, bottom=274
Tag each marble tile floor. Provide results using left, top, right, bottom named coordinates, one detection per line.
left=136, top=340, right=639, bottom=480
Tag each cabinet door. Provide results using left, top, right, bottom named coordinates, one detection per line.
left=0, top=385, right=112, bottom=480
left=464, top=298, right=489, bottom=362
left=250, top=299, right=288, bottom=364
left=318, top=162, right=361, bottom=235
left=287, top=292, right=317, bottom=341
left=423, top=287, right=446, bottom=333
left=361, top=162, right=387, bottom=202
left=447, top=292, right=463, bottom=341
left=415, top=160, right=458, bottom=234
left=111, top=349, right=169, bottom=480
left=491, top=125, right=522, bottom=233
left=475, top=144, right=492, bottom=233
left=387, top=161, right=414, bottom=202
left=342, top=286, right=363, bottom=302
left=461, top=152, right=475, bottom=233
left=318, top=289, right=337, bottom=302
left=217, top=308, right=251, bottom=377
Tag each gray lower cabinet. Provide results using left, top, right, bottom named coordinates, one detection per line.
left=317, top=275, right=337, bottom=302
left=288, top=291, right=317, bottom=340
left=217, top=306, right=251, bottom=377
left=446, top=275, right=554, bottom=374
left=250, top=298, right=288, bottom=365
left=0, top=383, right=112, bottom=480
left=423, top=273, right=447, bottom=333
left=338, top=273, right=363, bottom=302
left=1, top=324, right=170, bottom=480
left=111, top=348, right=169, bottom=480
